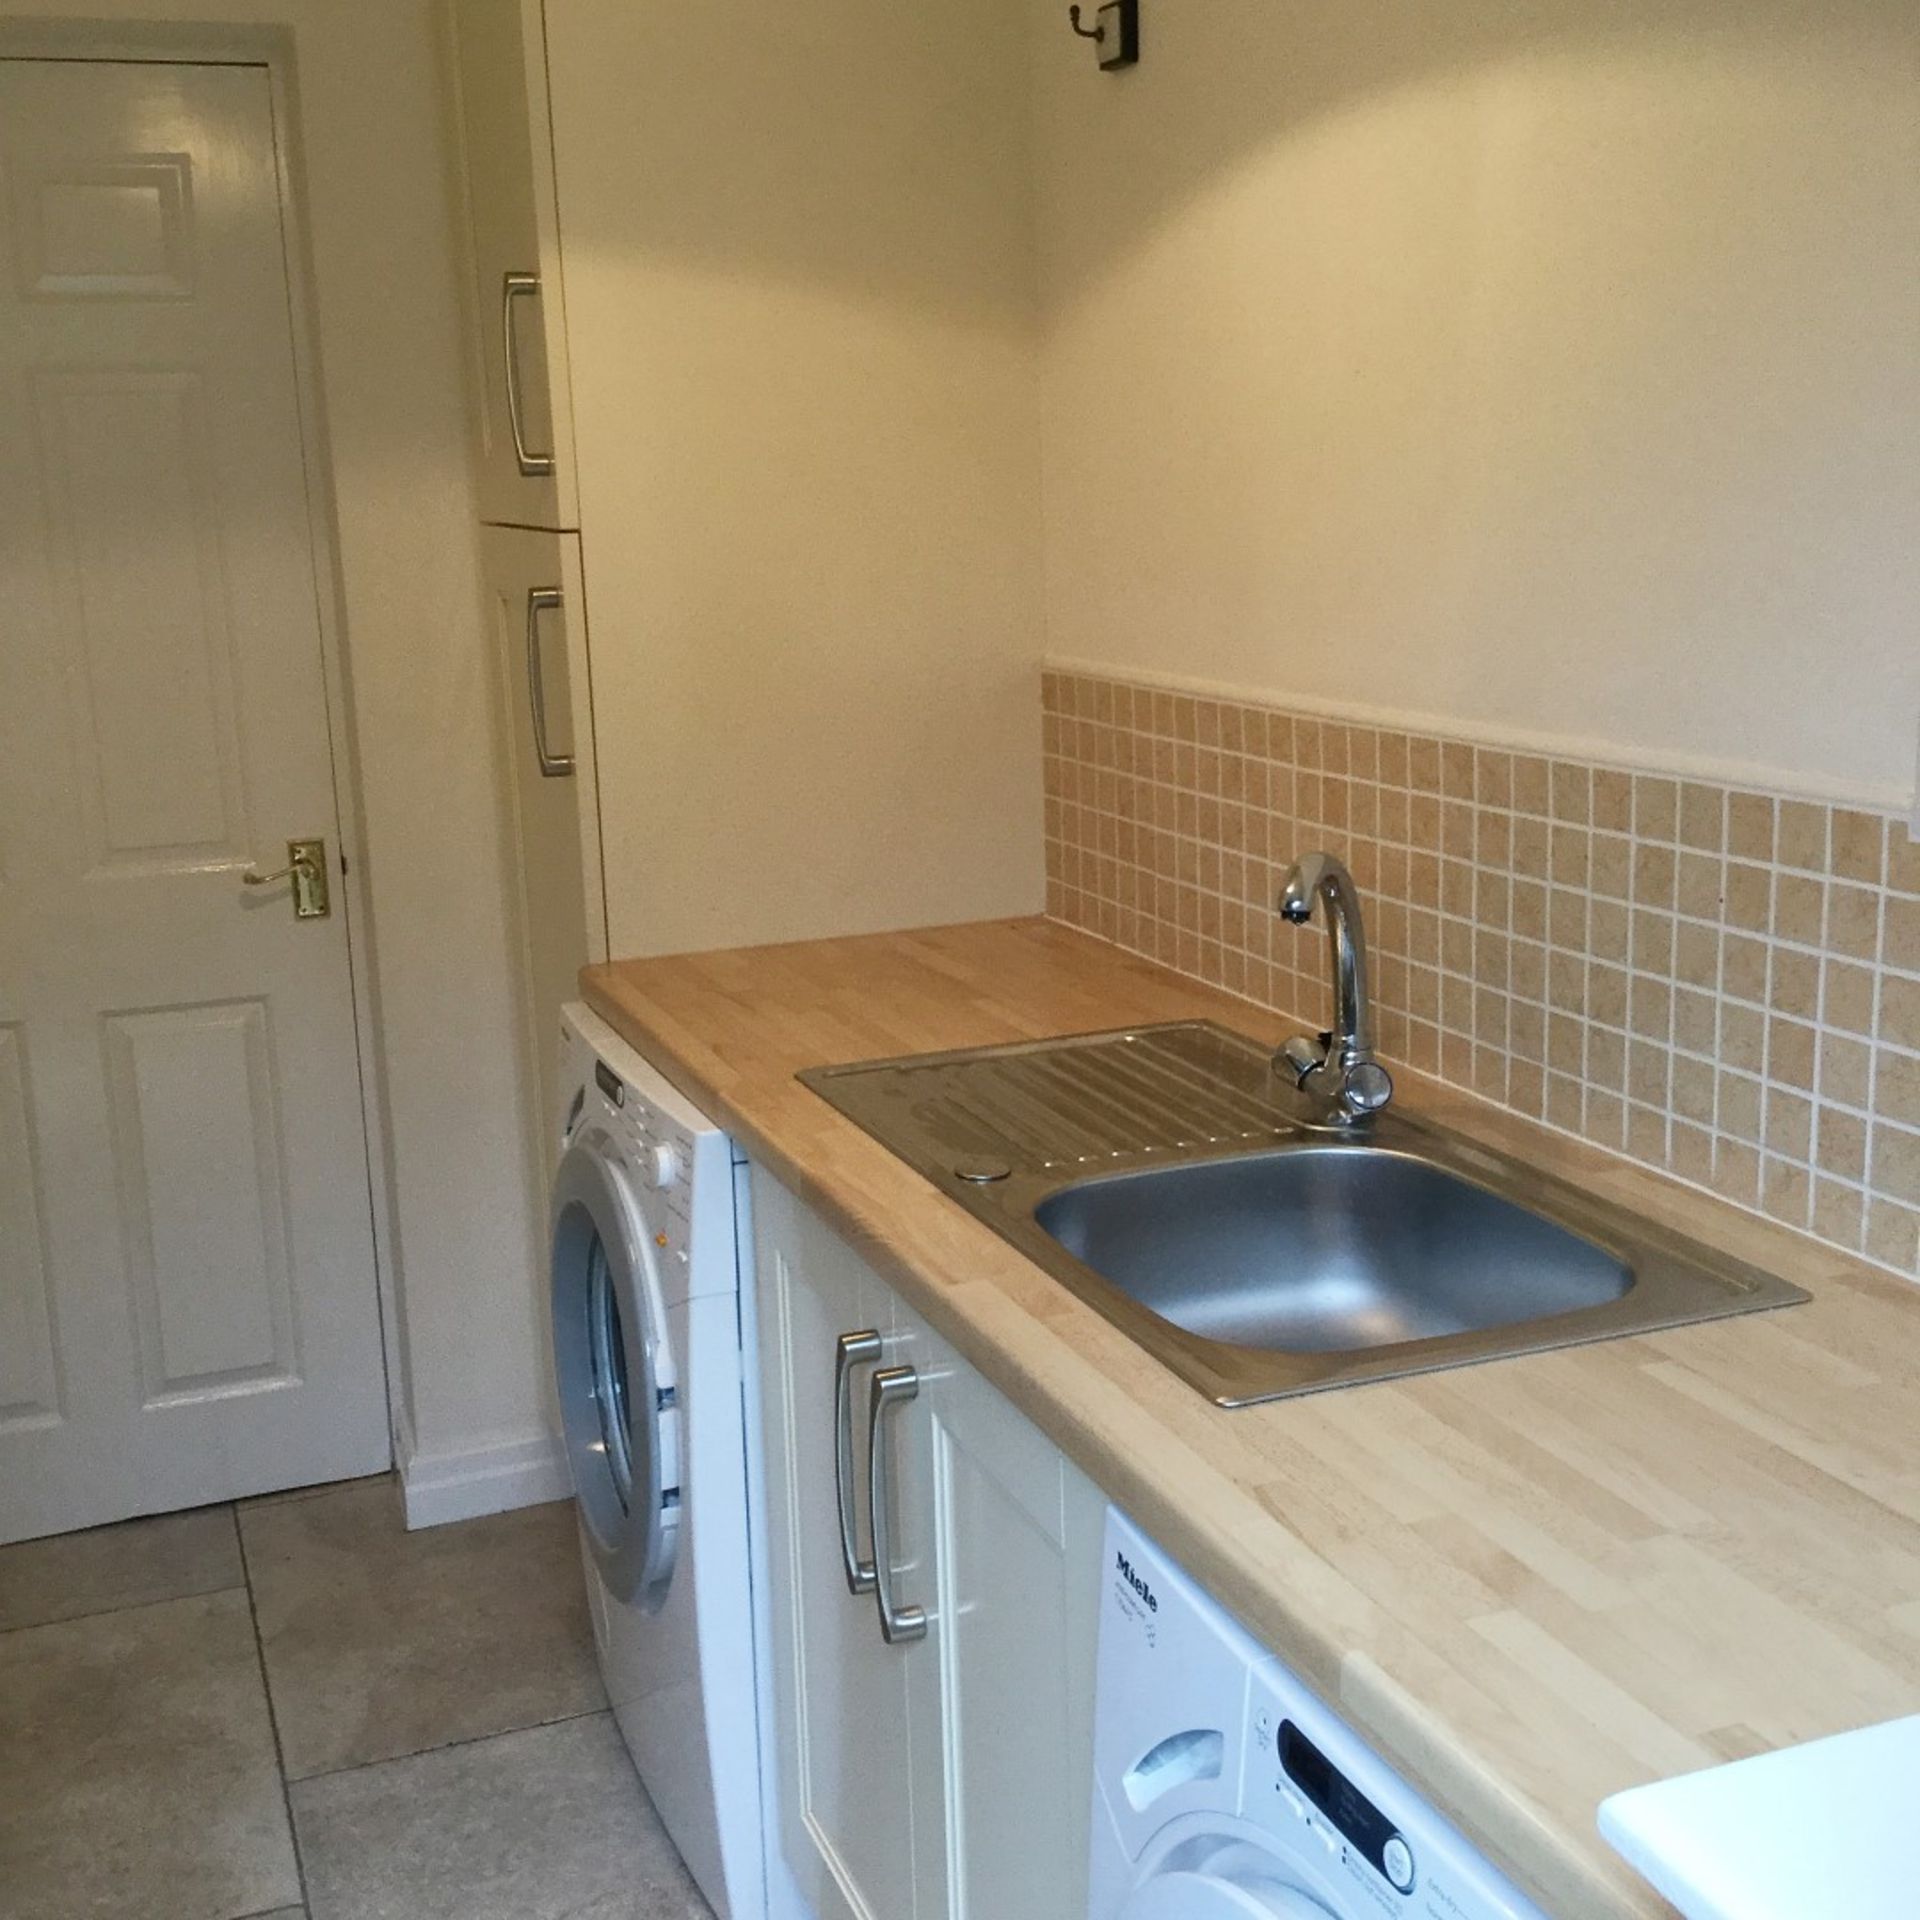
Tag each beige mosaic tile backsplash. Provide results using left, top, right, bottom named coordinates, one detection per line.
left=1042, top=670, right=1920, bottom=1280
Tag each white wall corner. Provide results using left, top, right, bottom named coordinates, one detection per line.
left=397, top=1423, right=571, bottom=1531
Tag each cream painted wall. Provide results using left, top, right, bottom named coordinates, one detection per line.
left=0, top=1, right=553, bottom=1509
left=544, top=0, right=1046, bottom=956
left=1033, top=0, right=1920, bottom=805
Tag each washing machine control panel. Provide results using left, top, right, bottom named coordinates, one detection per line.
left=1240, top=1642, right=1543, bottom=1920
left=1275, top=1719, right=1414, bottom=1894
left=1091, top=1508, right=1548, bottom=1920
left=597, top=1076, right=694, bottom=1253
left=560, top=1005, right=732, bottom=1302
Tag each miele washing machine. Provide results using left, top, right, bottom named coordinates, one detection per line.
left=1089, top=1507, right=1547, bottom=1920
left=549, top=1001, right=791, bottom=1920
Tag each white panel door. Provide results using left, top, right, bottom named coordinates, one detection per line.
left=0, top=58, right=390, bottom=1542
left=753, top=1168, right=924, bottom=1920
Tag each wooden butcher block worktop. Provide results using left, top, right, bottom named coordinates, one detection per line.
left=584, top=918, right=1920, bottom=1920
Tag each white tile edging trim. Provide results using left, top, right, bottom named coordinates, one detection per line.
left=1044, top=655, right=1916, bottom=817
left=396, top=1426, right=572, bottom=1531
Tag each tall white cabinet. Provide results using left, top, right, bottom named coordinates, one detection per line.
left=445, top=0, right=605, bottom=1201
left=752, top=1167, right=1105, bottom=1920
left=441, top=0, right=1044, bottom=969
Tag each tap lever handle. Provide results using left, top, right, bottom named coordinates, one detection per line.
left=1343, top=1060, right=1394, bottom=1115
left=1280, top=1036, right=1325, bottom=1088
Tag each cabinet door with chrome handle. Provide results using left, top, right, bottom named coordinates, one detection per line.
left=524, top=585, right=574, bottom=778
left=448, top=0, right=575, bottom=528
left=867, top=1364, right=928, bottom=1645
left=834, top=1330, right=882, bottom=1595
left=501, top=271, right=557, bottom=478
left=751, top=1167, right=921, bottom=1920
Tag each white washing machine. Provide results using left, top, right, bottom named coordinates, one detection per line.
left=1090, top=1508, right=1547, bottom=1920
left=549, top=1002, right=783, bottom=1920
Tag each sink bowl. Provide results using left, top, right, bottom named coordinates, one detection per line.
left=800, top=1022, right=1808, bottom=1406
left=1035, top=1147, right=1633, bottom=1353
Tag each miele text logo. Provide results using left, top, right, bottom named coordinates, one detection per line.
left=1116, top=1551, right=1158, bottom=1613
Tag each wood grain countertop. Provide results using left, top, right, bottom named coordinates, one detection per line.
left=583, top=918, right=1920, bottom=1920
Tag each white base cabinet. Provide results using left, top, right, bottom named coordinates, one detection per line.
left=755, top=1172, right=921, bottom=1920
left=752, top=1168, right=1105, bottom=1920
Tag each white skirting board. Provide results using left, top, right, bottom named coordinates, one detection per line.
left=396, top=1422, right=573, bottom=1530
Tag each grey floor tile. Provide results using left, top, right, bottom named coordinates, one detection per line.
left=240, top=1483, right=604, bottom=1778
left=238, top=1471, right=393, bottom=1514
left=0, top=1502, right=243, bottom=1632
left=292, top=1715, right=710, bottom=1920
left=0, top=1589, right=300, bottom=1920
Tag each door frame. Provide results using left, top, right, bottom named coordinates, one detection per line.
left=0, top=19, right=407, bottom=1465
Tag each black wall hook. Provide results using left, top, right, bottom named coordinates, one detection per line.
left=1067, top=0, right=1139, bottom=71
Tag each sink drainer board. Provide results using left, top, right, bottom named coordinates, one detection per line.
left=800, top=1022, right=1810, bottom=1407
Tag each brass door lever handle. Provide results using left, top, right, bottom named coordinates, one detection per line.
left=243, top=838, right=331, bottom=919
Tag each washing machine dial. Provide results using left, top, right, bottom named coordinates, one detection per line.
left=1381, top=1834, right=1415, bottom=1893
left=648, top=1142, right=682, bottom=1190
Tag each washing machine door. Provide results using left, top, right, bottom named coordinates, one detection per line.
left=550, top=1127, right=681, bottom=1606
left=1121, top=1868, right=1337, bottom=1919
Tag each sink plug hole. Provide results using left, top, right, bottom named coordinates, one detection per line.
left=953, top=1159, right=1011, bottom=1184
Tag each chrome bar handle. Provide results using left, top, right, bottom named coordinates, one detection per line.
left=866, top=1365, right=927, bottom=1645
left=501, top=272, right=557, bottom=478
left=833, top=1330, right=881, bottom=1595
left=524, top=587, right=574, bottom=778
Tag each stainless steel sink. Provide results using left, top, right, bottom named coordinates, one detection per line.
left=1035, top=1147, right=1634, bottom=1353
left=799, top=1022, right=1808, bottom=1406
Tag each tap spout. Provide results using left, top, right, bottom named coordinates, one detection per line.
left=1276, top=852, right=1392, bottom=1123
left=1279, top=852, right=1374, bottom=1057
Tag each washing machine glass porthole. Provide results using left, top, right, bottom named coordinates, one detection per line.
left=550, top=1127, right=680, bottom=1608
left=586, top=1234, right=635, bottom=1514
